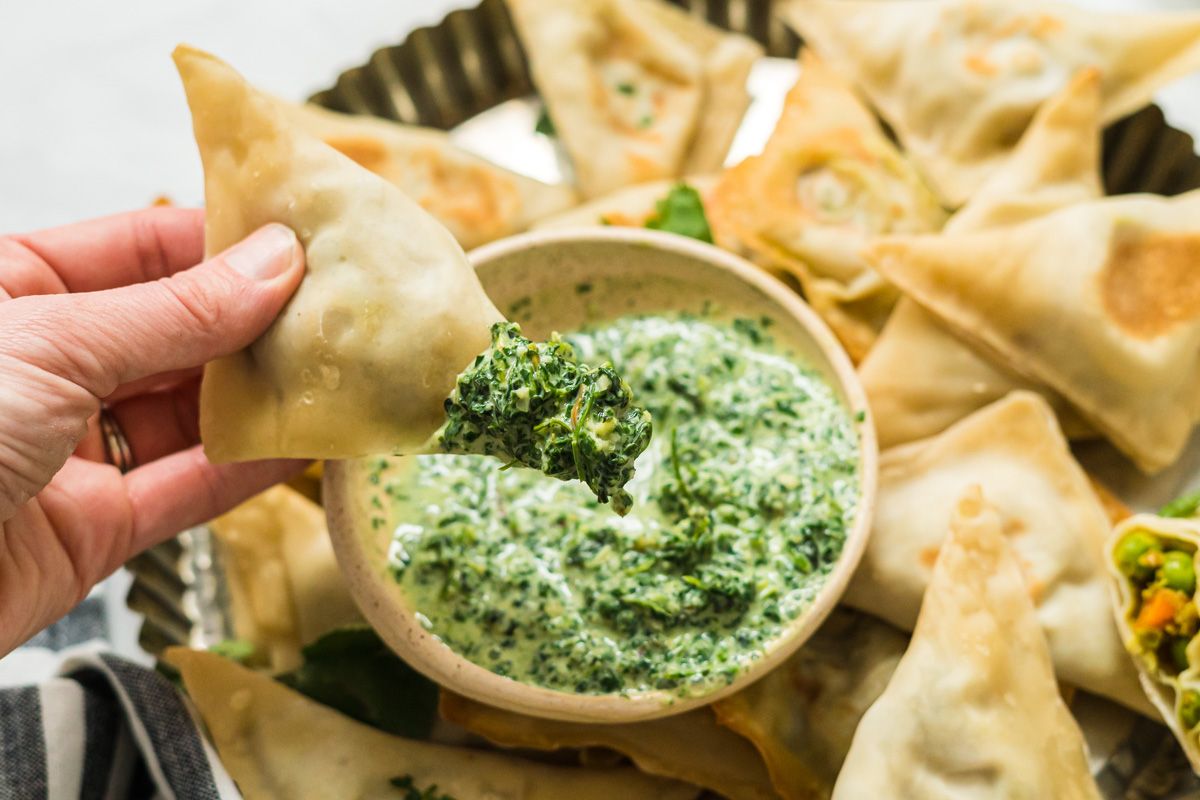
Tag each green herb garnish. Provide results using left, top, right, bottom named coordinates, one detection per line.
left=437, top=322, right=652, bottom=515
left=534, top=106, right=556, bottom=137
left=275, top=627, right=438, bottom=739
left=1162, top=489, right=1200, bottom=519
left=645, top=183, right=714, bottom=243
left=392, top=314, right=859, bottom=695
left=389, top=775, right=456, bottom=800
left=616, top=81, right=636, bottom=95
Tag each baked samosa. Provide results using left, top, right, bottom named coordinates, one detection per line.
left=505, top=0, right=760, bottom=197
left=440, top=692, right=777, bottom=800
left=831, top=488, right=1102, bottom=800
left=166, top=648, right=700, bottom=800
left=859, top=69, right=1102, bottom=448
left=708, top=52, right=944, bottom=362
left=712, top=609, right=908, bottom=799
left=783, top=0, right=1200, bottom=206
left=865, top=188, right=1200, bottom=473
left=845, top=392, right=1151, bottom=714
left=287, top=103, right=578, bottom=249
left=210, top=485, right=360, bottom=672
left=174, top=46, right=504, bottom=462
left=1108, top=513, right=1200, bottom=772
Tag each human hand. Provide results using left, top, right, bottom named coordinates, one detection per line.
left=0, top=207, right=308, bottom=655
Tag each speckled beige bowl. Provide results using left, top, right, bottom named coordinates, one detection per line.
left=324, top=227, right=877, bottom=723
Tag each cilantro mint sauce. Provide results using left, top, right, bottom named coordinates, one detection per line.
left=371, top=311, right=860, bottom=696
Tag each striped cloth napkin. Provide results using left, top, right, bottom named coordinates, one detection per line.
left=0, top=595, right=239, bottom=800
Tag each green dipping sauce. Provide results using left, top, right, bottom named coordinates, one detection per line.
left=371, top=311, right=861, bottom=696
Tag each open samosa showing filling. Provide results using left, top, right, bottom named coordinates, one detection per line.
left=1109, top=514, right=1200, bottom=769
left=437, top=322, right=653, bottom=515
left=1116, top=530, right=1198, bottom=681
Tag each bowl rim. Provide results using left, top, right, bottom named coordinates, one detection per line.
left=324, top=226, right=879, bottom=723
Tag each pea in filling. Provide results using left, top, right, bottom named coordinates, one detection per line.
left=1115, top=529, right=1200, bottom=732
left=436, top=322, right=653, bottom=515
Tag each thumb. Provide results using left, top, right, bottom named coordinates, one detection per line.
left=3, top=223, right=305, bottom=397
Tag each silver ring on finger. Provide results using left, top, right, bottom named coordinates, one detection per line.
left=99, top=405, right=136, bottom=474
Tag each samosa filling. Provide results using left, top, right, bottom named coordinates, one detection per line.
left=436, top=322, right=652, bottom=515
left=1115, top=529, right=1200, bottom=730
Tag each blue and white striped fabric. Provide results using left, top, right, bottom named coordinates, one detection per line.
left=0, top=650, right=239, bottom=800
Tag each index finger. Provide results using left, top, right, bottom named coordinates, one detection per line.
left=0, top=207, right=205, bottom=299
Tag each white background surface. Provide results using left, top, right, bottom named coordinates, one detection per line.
left=0, top=0, right=1197, bottom=672
left=0, top=1, right=470, bottom=231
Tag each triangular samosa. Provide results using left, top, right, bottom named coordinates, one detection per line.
left=440, top=692, right=776, bottom=800
left=865, top=188, right=1200, bottom=472
left=166, top=648, right=699, bottom=800
left=832, top=488, right=1102, bottom=799
left=783, top=0, right=1200, bottom=206
left=505, top=0, right=760, bottom=197
left=845, top=391, right=1151, bottom=714
left=287, top=102, right=578, bottom=249
left=859, top=69, right=1102, bottom=447
left=712, top=609, right=908, bottom=799
left=708, top=52, right=944, bottom=362
left=173, top=46, right=503, bottom=462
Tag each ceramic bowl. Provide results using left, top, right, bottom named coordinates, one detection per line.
left=324, top=227, right=878, bottom=723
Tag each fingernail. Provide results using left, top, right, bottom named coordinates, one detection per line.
left=225, top=223, right=301, bottom=281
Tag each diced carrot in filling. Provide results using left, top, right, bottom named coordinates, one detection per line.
left=1138, top=589, right=1188, bottom=630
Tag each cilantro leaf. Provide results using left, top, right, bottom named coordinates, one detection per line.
left=390, top=775, right=457, bottom=800
left=534, top=106, right=556, bottom=137
left=645, top=184, right=714, bottom=243
left=275, top=626, right=438, bottom=739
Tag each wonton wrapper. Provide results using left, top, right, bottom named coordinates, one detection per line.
left=210, top=485, right=361, bottom=672
left=832, top=489, right=1102, bottom=799
left=166, top=649, right=698, bottom=800
left=708, top=52, right=945, bottom=363
left=533, top=175, right=717, bottom=230
left=712, top=609, right=908, bottom=799
left=439, top=691, right=775, bottom=800
left=866, top=188, right=1200, bottom=473
left=174, top=46, right=503, bottom=462
left=859, top=69, right=1102, bottom=448
left=1107, top=514, right=1200, bottom=772
left=506, top=0, right=760, bottom=197
left=782, top=0, right=1200, bottom=207
left=845, top=392, right=1151, bottom=715
left=286, top=103, right=577, bottom=249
